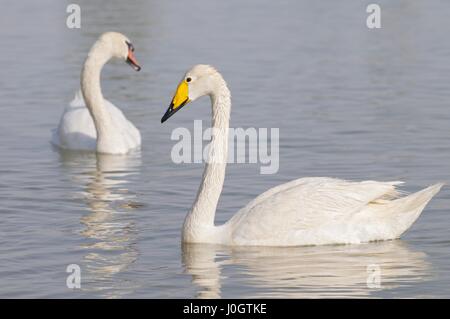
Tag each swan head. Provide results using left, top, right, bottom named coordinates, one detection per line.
left=96, top=32, right=141, bottom=71
left=161, top=65, right=222, bottom=123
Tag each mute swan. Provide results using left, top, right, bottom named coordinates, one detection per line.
left=52, top=32, right=142, bottom=154
left=162, top=64, right=443, bottom=246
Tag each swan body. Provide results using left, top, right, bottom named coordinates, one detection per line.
left=227, top=178, right=442, bottom=246
left=162, top=64, right=443, bottom=247
left=52, top=90, right=141, bottom=153
left=52, top=32, right=141, bottom=154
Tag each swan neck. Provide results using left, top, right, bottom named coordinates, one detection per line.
left=81, top=43, right=114, bottom=147
left=184, top=81, right=231, bottom=236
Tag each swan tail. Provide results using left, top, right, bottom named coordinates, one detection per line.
left=395, top=183, right=444, bottom=208
left=386, top=183, right=444, bottom=238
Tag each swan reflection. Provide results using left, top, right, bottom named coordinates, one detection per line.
left=182, top=240, right=430, bottom=298
left=59, top=151, right=142, bottom=298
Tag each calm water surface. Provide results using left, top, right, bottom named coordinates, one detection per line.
left=1, top=0, right=450, bottom=298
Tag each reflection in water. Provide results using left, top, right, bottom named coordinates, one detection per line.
left=182, top=241, right=430, bottom=298
left=59, top=151, right=142, bottom=298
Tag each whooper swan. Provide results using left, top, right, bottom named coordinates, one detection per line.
left=161, top=64, right=443, bottom=246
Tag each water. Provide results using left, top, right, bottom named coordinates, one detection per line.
left=1, top=0, right=450, bottom=298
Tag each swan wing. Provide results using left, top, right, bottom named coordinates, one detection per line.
left=228, top=177, right=404, bottom=246
left=52, top=91, right=140, bottom=152
left=104, top=98, right=141, bottom=149
left=52, top=91, right=97, bottom=150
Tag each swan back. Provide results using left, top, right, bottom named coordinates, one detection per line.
left=53, top=92, right=141, bottom=153
left=228, top=178, right=443, bottom=246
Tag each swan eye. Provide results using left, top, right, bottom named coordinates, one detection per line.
left=125, top=41, right=135, bottom=52
left=186, top=77, right=192, bottom=83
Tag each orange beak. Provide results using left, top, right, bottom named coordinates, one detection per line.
left=126, top=42, right=141, bottom=71
left=127, top=49, right=141, bottom=71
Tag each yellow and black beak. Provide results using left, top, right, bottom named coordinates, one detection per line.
left=161, top=80, right=190, bottom=123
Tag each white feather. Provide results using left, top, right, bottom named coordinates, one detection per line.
left=52, top=91, right=141, bottom=153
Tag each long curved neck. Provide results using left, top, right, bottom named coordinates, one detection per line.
left=184, top=79, right=231, bottom=232
left=81, top=42, right=114, bottom=150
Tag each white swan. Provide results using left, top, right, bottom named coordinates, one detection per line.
left=161, top=64, right=444, bottom=246
left=52, top=32, right=142, bottom=154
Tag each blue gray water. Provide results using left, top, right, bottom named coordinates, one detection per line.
left=1, top=0, right=450, bottom=298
